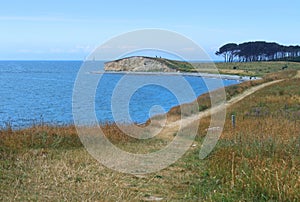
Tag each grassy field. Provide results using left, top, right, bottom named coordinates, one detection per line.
left=1, top=63, right=300, bottom=201
left=193, top=61, right=300, bottom=77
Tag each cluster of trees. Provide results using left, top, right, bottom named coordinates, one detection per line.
left=216, top=41, right=300, bottom=62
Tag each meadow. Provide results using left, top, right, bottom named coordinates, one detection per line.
left=193, top=61, right=300, bottom=77
left=0, top=62, right=299, bottom=201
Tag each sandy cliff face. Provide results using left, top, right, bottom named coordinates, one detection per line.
left=104, top=56, right=175, bottom=72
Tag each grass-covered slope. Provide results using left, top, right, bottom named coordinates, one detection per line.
left=156, top=57, right=195, bottom=72
left=193, top=61, right=300, bottom=77
left=1, top=67, right=299, bottom=201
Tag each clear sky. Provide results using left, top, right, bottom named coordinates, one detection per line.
left=1, top=0, right=299, bottom=60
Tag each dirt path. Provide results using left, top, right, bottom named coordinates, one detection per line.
left=157, top=79, right=284, bottom=138
left=295, top=70, right=300, bottom=78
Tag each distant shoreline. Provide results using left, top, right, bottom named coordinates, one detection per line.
left=90, top=71, right=259, bottom=82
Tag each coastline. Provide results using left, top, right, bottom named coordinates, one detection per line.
left=90, top=71, right=260, bottom=82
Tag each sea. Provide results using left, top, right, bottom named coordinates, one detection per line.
left=0, top=61, right=241, bottom=128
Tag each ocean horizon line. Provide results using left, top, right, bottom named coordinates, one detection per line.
left=0, top=59, right=224, bottom=63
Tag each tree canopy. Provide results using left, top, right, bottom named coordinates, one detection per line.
left=216, top=41, right=300, bottom=62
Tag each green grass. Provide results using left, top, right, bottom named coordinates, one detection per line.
left=157, top=57, right=195, bottom=72
left=273, top=56, right=300, bottom=62
left=202, top=78, right=300, bottom=201
left=114, top=56, right=300, bottom=76
left=192, top=61, right=300, bottom=77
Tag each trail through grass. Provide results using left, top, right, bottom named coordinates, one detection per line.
left=1, top=66, right=299, bottom=201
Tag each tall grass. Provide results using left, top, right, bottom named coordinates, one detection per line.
left=1, top=68, right=299, bottom=200
left=197, top=77, right=300, bottom=201
left=0, top=122, right=138, bottom=155
left=167, top=70, right=298, bottom=122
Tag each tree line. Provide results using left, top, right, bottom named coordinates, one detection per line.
left=216, top=41, right=300, bottom=62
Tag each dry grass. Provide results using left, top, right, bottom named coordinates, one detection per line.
left=197, top=77, right=300, bottom=201
left=166, top=70, right=298, bottom=122
left=1, top=66, right=300, bottom=201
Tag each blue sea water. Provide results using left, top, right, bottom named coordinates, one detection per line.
left=0, top=61, right=240, bottom=128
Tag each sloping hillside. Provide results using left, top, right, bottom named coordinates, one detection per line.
left=104, top=56, right=194, bottom=72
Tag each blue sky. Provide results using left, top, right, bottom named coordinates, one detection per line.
left=0, top=0, right=299, bottom=60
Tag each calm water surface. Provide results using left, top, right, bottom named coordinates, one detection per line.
left=0, top=61, right=240, bottom=128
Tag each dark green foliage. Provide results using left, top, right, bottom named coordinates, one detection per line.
left=216, top=41, right=300, bottom=63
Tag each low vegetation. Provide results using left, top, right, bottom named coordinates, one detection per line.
left=157, top=57, right=195, bottom=72
left=1, top=63, right=299, bottom=201
left=193, top=61, right=300, bottom=77
left=167, top=69, right=298, bottom=121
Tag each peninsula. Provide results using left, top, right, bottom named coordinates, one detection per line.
left=104, top=56, right=194, bottom=72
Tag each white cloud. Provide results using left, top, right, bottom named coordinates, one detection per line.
left=0, top=15, right=84, bottom=23
left=17, top=45, right=95, bottom=55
